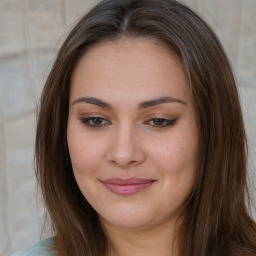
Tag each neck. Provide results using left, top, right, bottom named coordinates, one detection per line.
left=101, top=218, right=180, bottom=256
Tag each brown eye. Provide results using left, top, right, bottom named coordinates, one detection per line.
left=145, top=118, right=177, bottom=128
left=80, top=117, right=111, bottom=128
left=153, top=118, right=165, bottom=126
left=91, top=117, right=104, bottom=126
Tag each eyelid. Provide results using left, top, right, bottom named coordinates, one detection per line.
left=79, top=113, right=177, bottom=129
left=80, top=116, right=112, bottom=128
left=144, top=117, right=178, bottom=128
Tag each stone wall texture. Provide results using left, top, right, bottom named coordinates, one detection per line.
left=0, top=0, right=255, bottom=255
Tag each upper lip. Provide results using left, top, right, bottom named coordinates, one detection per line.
left=101, top=178, right=156, bottom=185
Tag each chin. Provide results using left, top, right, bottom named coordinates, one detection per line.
left=98, top=206, right=164, bottom=231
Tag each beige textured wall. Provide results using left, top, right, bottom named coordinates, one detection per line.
left=0, top=0, right=255, bottom=255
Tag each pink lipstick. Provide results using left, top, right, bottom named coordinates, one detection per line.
left=101, top=178, right=155, bottom=195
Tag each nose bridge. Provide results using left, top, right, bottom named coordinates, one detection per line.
left=108, top=121, right=145, bottom=167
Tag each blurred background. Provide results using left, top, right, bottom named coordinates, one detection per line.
left=0, top=0, right=255, bottom=255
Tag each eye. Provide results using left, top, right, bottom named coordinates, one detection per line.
left=145, top=118, right=177, bottom=128
left=80, top=117, right=111, bottom=128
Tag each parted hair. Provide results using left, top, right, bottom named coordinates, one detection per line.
left=35, top=0, right=256, bottom=255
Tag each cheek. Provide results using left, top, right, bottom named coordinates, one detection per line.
left=149, top=133, right=198, bottom=169
left=67, top=128, right=107, bottom=176
left=147, top=126, right=198, bottom=198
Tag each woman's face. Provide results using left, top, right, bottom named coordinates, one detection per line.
left=67, top=38, right=198, bottom=230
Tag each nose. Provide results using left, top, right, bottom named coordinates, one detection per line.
left=106, top=125, right=146, bottom=168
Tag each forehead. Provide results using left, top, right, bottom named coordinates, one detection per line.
left=70, top=37, right=191, bottom=105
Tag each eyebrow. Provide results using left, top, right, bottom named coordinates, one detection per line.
left=72, top=96, right=187, bottom=109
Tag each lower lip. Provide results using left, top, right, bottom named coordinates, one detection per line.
left=102, top=181, right=155, bottom=195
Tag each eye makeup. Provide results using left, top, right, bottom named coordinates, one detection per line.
left=80, top=115, right=178, bottom=129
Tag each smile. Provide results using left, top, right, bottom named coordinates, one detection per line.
left=100, top=178, right=156, bottom=195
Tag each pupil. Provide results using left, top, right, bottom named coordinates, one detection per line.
left=93, top=118, right=102, bottom=125
left=154, top=119, right=163, bottom=125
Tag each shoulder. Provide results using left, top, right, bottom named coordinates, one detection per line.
left=11, top=238, right=54, bottom=256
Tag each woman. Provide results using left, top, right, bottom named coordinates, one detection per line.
left=13, top=0, right=256, bottom=255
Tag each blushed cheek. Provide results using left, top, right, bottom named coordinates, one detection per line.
left=152, top=137, right=197, bottom=175
left=158, top=142, right=184, bottom=163
left=68, top=135, right=107, bottom=177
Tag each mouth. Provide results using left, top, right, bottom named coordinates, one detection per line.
left=100, top=178, right=156, bottom=195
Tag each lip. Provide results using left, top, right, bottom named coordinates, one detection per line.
left=100, top=178, right=156, bottom=195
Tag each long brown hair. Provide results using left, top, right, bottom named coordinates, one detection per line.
left=35, top=0, right=256, bottom=255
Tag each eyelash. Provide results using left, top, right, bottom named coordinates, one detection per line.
left=80, top=117, right=177, bottom=129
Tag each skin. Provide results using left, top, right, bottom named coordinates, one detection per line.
left=67, top=37, right=199, bottom=256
